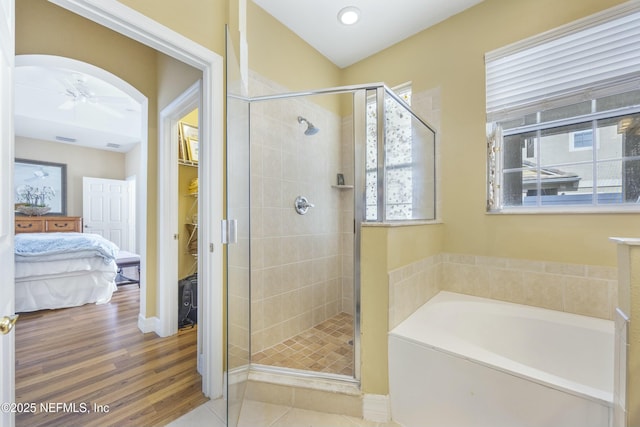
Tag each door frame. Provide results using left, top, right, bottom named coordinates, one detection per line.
left=158, top=82, right=200, bottom=339
left=48, top=0, right=224, bottom=399
left=0, top=0, right=16, bottom=426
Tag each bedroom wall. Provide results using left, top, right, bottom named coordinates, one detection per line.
left=14, top=137, right=126, bottom=217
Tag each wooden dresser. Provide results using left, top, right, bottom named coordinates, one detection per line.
left=15, top=216, right=82, bottom=234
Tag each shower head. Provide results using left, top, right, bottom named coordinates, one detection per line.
left=297, top=116, right=319, bottom=136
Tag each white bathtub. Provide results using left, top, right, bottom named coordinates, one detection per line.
left=388, top=291, right=614, bottom=427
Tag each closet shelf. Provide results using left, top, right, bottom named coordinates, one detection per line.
left=179, top=159, right=198, bottom=168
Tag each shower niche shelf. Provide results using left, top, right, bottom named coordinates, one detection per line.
left=331, top=185, right=354, bottom=189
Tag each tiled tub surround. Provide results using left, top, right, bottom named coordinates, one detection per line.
left=389, top=253, right=618, bottom=330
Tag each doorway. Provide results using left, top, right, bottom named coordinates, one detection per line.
left=46, top=0, right=225, bottom=399
left=158, top=82, right=201, bottom=339
left=13, top=0, right=224, bottom=402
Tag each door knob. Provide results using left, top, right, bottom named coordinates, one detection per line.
left=0, top=315, right=18, bottom=335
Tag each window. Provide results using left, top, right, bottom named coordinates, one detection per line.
left=486, top=3, right=640, bottom=211
left=571, top=130, right=593, bottom=151
left=366, top=85, right=413, bottom=220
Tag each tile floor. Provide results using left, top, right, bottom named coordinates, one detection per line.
left=252, top=312, right=354, bottom=376
left=166, top=398, right=400, bottom=427
left=167, top=314, right=366, bottom=426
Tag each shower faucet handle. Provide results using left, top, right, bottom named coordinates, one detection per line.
left=294, top=196, right=314, bottom=215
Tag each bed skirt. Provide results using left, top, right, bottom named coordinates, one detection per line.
left=15, top=269, right=118, bottom=312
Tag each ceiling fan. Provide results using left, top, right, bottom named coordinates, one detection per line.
left=57, top=73, right=126, bottom=118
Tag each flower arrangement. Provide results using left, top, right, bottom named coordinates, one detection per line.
left=15, top=185, right=55, bottom=215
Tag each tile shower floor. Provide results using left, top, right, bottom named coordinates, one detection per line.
left=252, top=312, right=354, bottom=376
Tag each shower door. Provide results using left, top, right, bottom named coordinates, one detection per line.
left=248, top=91, right=358, bottom=380
left=225, top=28, right=251, bottom=427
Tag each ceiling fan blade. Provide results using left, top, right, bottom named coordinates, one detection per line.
left=58, top=100, right=75, bottom=110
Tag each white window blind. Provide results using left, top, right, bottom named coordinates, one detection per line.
left=486, top=3, right=640, bottom=122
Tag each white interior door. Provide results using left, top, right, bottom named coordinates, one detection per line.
left=0, top=1, right=16, bottom=426
left=82, top=177, right=132, bottom=251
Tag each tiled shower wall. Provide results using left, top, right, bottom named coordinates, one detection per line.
left=249, top=73, right=353, bottom=353
left=389, top=253, right=618, bottom=330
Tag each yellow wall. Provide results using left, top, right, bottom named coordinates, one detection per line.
left=116, top=0, right=227, bottom=56
left=347, top=0, right=637, bottom=396
left=342, top=0, right=636, bottom=268
left=17, top=0, right=640, bottom=400
left=178, top=165, right=198, bottom=278
left=243, top=0, right=640, bottom=395
left=360, top=224, right=444, bottom=394
left=178, top=110, right=199, bottom=279
left=246, top=1, right=342, bottom=113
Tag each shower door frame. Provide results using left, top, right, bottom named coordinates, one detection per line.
left=239, top=81, right=437, bottom=386
left=243, top=83, right=386, bottom=385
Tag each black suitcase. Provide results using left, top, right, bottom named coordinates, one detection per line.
left=178, top=273, right=198, bottom=328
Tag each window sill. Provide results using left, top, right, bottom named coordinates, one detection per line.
left=362, top=219, right=443, bottom=227
left=487, top=205, right=640, bottom=215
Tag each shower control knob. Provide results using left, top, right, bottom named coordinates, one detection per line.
left=294, top=196, right=315, bottom=215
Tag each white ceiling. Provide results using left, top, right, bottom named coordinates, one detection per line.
left=14, top=64, right=142, bottom=153
left=15, top=1, right=483, bottom=152
left=253, top=0, right=485, bottom=68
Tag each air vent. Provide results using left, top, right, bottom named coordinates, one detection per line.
left=106, top=143, right=121, bottom=149
left=55, top=136, right=76, bottom=143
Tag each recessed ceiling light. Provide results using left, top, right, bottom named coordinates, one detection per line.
left=338, top=6, right=360, bottom=25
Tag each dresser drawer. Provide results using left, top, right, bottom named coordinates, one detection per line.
left=15, top=219, right=44, bottom=233
left=15, top=216, right=82, bottom=234
left=46, top=218, right=80, bottom=232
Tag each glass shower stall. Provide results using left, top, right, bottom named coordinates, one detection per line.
left=225, top=82, right=436, bottom=426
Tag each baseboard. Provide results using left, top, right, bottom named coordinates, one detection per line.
left=362, top=394, right=391, bottom=423
left=137, top=313, right=158, bottom=333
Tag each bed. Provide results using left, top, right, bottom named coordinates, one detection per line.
left=14, top=232, right=119, bottom=312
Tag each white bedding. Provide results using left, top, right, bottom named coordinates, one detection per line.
left=15, top=256, right=116, bottom=279
left=14, top=232, right=119, bottom=312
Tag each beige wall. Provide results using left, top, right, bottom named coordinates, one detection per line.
left=342, top=0, right=635, bottom=268
left=15, top=137, right=126, bottom=216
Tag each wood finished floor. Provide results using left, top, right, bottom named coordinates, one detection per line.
left=14, top=283, right=208, bottom=427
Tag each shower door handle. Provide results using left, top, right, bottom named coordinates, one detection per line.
left=221, top=219, right=238, bottom=244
